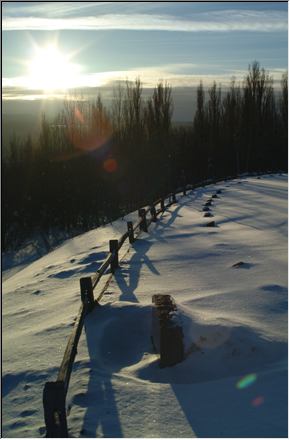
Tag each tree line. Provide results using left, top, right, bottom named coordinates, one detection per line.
left=3, top=61, right=288, bottom=251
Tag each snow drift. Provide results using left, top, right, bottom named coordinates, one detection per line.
left=2, top=174, right=288, bottom=437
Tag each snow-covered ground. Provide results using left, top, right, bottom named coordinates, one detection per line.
left=2, top=174, right=288, bottom=438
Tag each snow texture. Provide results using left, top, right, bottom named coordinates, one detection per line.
left=2, top=174, right=288, bottom=437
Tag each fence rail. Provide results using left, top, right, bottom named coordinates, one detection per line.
left=43, top=172, right=266, bottom=436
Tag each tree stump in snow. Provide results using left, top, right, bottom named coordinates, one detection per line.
left=151, top=294, right=184, bottom=367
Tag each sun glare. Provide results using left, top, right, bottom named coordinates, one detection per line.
left=26, top=44, right=80, bottom=92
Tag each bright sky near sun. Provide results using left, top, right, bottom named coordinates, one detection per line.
left=2, top=1, right=288, bottom=100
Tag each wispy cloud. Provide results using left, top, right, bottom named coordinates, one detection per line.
left=3, top=2, right=113, bottom=18
left=3, top=10, right=287, bottom=32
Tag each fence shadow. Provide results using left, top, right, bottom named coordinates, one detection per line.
left=78, top=304, right=152, bottom=437
left=77, top=315, right=123, bottom=437
left=114, top=239, right=160, bottom=303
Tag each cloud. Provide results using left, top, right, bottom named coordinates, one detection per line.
left=3, top=10, right=287, bottom=32
left=2, top=2, right=113, bottom=18
left=2, top=62, right=286, bottom=101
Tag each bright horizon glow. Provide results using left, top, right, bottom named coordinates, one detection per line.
left=25, top=44, right=82, bottom=92
left=3, top=63, right=286, bottom=101
left=2, top=2, right=287, bottom=110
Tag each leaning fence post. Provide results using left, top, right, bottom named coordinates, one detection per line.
left=43, top=380, right=68, bottom=438
left=109, top=239, right=119, bottom=272
left=80, top=277, right=94, bottom=313
left=138, top=208, right=148, bottom=232
left=150, top=206, right=157, bottom=222
left=127, top=221, right=134, bottom=244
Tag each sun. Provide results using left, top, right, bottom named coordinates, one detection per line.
left=26, top=44, right=80, bottom=93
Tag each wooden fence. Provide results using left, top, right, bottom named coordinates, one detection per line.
left=43, top=174, right=241, bottom=437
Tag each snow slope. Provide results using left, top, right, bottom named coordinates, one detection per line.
left=2, top=174, right=288, bottom=438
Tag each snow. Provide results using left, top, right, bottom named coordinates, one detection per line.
left=2, top=174, right=288, bottom=437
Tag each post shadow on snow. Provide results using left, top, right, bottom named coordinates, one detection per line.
left=114, top=190, right=221, bottom=303
left=114, top=239, right=160, bottom=303
left=48, top=251, right=108, bottom=279
left=248, top=182, right=287, bottom=201
left=76, top=304, right=153, bottom=438
left=113, top=191, right=206, bottom=302
left=150, top=190, right=203, bottom=240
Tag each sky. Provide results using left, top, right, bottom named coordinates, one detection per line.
left=2, top=1, right=288, bottom=118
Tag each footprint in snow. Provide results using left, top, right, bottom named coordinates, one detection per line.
left=38, top=427, right=46, bottom=436
left=204, top=221, right=217, bottom=227
left=49, top=269, right=78, bottom=279
left=232, top=261, right=253, bottom=269
left=32, top=289, right=42, bottom=295
left=261, top=284, right=287, bottom=294
left=203, top=212, right=214, bottom=218
left=20, top=409, right=36, bottom=417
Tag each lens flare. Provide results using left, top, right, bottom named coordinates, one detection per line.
left=65, top=104, right=113, bottom=155
left=103, top=158, right=118, bottom=173
left=74, top=107, right=85, bottom=124
left=251, top=396, right=264, bottom=407
left=236, top=373, right=257, bottom=389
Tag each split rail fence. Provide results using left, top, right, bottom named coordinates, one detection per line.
left=42, top=172, right=264, bottom=437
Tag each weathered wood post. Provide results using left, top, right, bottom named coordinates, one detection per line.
left=138, top=208, right=148, bottom=232
left=160, top=199, right=165, bottom=212
left=127, top=221, right=134, bottom=244
left=43, top=380, right=68, bottom=437
left=80, top=277, right=94, bottom=313
left=151, top=294, right=184, bottom=368
left=150, top=206, right=157, bottom=222
left=109, top=239, right=119, bottom=272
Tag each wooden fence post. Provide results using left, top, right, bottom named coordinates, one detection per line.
left=160, top=199, right=165, bottom=212
left=109, top=239, right=119, bottom=272
left=151, top=295, right=184, bottom=368
left=80, top=277, right=94, bottom=313
left=138, top=208, right=148, bottom=232
left=127, top=221, right=134, bottom=244
left=43, top=381, right=68, bottom=438
left=150, top=206, right=157, bottom=222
